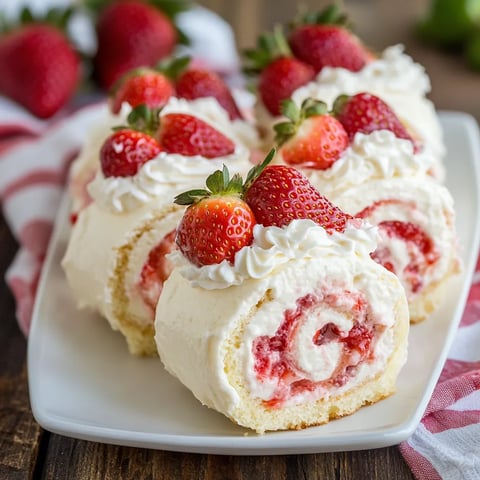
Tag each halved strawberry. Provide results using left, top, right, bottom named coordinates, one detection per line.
left=243, top=152, right=352, bottom=232
left=110, top=67, right=175, bottom=114
left=158, top=113, right=235, bottom=158
left=288, top=5, right=371, bottom=73
left=332, top=92, right=420, bottom=151
left=274, top=98, right=349, bottom=169
left=174, top=166, right=256, bottom=266
left=244, top=27, right=315, bottom=116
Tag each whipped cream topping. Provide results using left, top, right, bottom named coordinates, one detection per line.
left=293, top=44, right=431, bottom=105
left=88, top=97, right=256, bottom=214
left=169, top=219, right=378, bottom=289
left=87, top=149, right=251, bottom=213
left=292, top=129, right=434, bottom=196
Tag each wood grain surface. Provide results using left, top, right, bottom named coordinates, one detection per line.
left=1, top=0, right=479, bottom=478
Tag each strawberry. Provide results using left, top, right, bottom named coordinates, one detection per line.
left=243, top=152, right=352, bottom=232
left=0, top=20, right=80, bottom=118
left=174, top=166, right=256, bottom=266
left=288, top=5, right=371, bottom=73
left=244, top=27, right=315, bottom=116
left=93, top=0, right=179, bottom=89
left=332, top=92, right=420, bottom=150
left=158, top=113, right=235, bottom=158
left=100, top=129, right=162, bottom=177
left=175, top=67, right=243, bottom=120
left=274, top=98, right=349, bottom=169
left=110, top=67, right=175, bottom=114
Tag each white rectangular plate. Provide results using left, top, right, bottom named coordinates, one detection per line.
left=28, top=112, right=480, bottom=455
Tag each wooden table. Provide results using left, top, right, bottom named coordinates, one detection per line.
left=1, top=0, right=479, bottom=478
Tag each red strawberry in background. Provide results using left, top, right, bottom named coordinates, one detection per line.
left=93, top=0, right=184, bottom=90
left=110, top=67, right=175, bottom=114
left=158, top=112, right=235, bottom=158
left=175, top=65, right=243, bottom=120
left=0, top=9, right=80, bottom=119
left=243, top=151, right=353, bottom=232
left=244, top=27, right=315, bottom=116
left=174, top=166, right=256, bottom=266
left=288, top=4, right=372, bottom=73
left=332, top=92, right=420, bottom=151
left=274, top=98, right=349, bottom=169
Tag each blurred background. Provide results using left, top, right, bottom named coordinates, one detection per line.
left=196, top=0, right=480, bottom=120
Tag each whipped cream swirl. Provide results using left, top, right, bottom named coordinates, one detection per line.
left=297, top=130, right=434, bottom=195
left=293, top=44, right=431, bottom=106
left=170, top=219, right=378, bottom=289
left=87, top=148, right=251, bottom=213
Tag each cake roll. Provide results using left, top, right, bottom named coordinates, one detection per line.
left=155, top=219, right=409, bottom=432
left=331, top=177, right=460, bottom=323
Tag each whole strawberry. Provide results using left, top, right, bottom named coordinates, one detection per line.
left=244, top=27, right=315, bottom=116
left=244, top=152, right=352, bottom=232
left=158, top=113, right=235, bottom=158
left=93, top=0, right=179, bottom=89
left=288, top=5, right=371, bottom=73
left=175, top=67, right=243, bottom=120
left=0, top=21, right=80, bottom=118
left=332, top=92, right=420, bottom=150
left=174, top=166, right=256, bottom=266
left=274, top=98, right=349, bottom=169
left=100, top=129, right=163, bottom=177
left=110, top=67, right=175, bottom=114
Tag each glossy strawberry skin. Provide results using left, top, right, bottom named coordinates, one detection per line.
left=100, top=129, right=162, bottom=177
left=244, top=165, right=352, bottom=232
left=158, top=113, right=235, bottom=158
left=176, top=68, right=243, bottom=120
left=259, top=57, right=315, bottom=116
left=280, top=114, right=349, bottom=169
left=176, top=197, right=256, bottom=266
left=110, top=69, right=175, bottom=114
left=94, top=0, right=177, bottom=89
left=289, top=24, right=369, bottom=73
left=0, top=24, right=80, bottom=118
left=334, top=92, right=419, bottom=149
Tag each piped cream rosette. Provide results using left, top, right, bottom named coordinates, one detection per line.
left=331, top=177, right=460, bottom=323
left=275, top=129, right=435, bottom=199
left=63, top=97, right=256, bottom=355
left=155, top=219, right=409, bottom=433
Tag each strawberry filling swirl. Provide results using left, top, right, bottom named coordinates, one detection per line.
left=252, top=287, right=376, bottom=408
left=355, top=199, right=440, bottom=296
left=137, top=229, right=177, bottom=315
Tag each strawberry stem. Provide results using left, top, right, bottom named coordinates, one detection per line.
left=174, top=149, right=276, bottom=206
left=274, top=98, right=328, bottom=146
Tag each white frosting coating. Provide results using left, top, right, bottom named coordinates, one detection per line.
left=62, top=201, right=184, bottom=330
left=276, top=129, right=433, bottom=196
left=169, top=219, right=378, bottom=289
